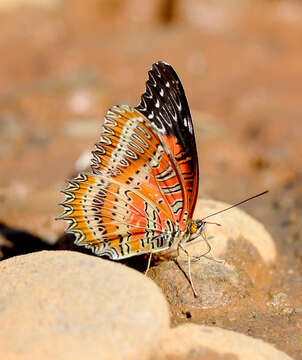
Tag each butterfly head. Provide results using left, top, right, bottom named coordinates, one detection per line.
left=186, top=220, right=206, bottom=242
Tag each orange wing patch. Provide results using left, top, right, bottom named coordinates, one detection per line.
left=91, top=105, right=188, bottom=227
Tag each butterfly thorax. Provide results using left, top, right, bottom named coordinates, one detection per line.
left=174, top=219, right=206, bottom=248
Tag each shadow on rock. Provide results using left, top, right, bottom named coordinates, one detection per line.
left=56, top=232, right=150, bottom=273
left=0, top=221, right=54, bottom=260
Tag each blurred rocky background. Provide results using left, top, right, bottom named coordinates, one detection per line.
left=0, top=0, right=301, bottom=358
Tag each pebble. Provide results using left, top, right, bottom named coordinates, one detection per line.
left=158, top=323, right=294, bottom=360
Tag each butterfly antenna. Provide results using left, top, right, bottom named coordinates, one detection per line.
left=201, top=190, right=269, bottom=221
left=204, top=221, right=221, bottom=226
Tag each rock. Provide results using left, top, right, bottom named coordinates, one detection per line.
left=148, top=199, right=277, bottom=321
left=158, top=323, right=293, bottom=360
left=0, top=251, right=169, bottom=360
left=182, top=199, right=276, bottom=264
left=0, top=232, right=13, bottom=258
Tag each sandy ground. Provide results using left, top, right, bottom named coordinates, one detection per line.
left=0, top=1, right=301, bottom=358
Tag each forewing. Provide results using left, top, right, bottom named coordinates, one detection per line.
left=135, top=61, right=199, bottom=218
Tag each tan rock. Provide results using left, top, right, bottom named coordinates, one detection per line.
left=181, top=199, right=276, bottom=264
left=148, top=199, right=277, bottom=320
left=158, top=324, right=293, bottom=360
left=0, top=251, right=169, bottom=360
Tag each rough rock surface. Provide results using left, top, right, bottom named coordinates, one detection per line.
left=0, top=251, right=170, bottom=360
left=148, top=199, right=278, bottom=322
left=186, top=199, right=276, bottom=263
left=157, top=323, right=294, bottom=360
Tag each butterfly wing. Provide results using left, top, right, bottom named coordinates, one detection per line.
left=59, top=172, right=175, bottom=259
left=59, top=105, right=187, bottom=259
left=135, top=61, right=199, bottom=219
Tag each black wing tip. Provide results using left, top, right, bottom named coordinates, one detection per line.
left=137, top=61, right=182, bottom=103
left=135, top=60, right=190, bottom=123
left=152, top=60, right=171, bottom=68
left=150, top=61, right=178, bottom=77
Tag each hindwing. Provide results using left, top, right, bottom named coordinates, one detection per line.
left=59, top=105, right=187, bottom=259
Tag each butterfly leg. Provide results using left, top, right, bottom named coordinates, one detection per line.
left=191, top=230, right=211, bottom=262
left=145, top=252, right=153, bottom=275
left=193, top=231, right=225, bottom=265
left=178, top=243, right=198, bottom=298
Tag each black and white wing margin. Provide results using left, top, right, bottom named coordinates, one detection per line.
left=135, top=61, right=199, bottom=218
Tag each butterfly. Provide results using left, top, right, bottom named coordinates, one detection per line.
left=58, top=62, right=215, bottom=296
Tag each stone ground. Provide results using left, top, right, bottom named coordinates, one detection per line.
left=0, top=0, right=301, bottom=359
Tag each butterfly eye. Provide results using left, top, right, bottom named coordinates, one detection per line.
left=190, top=223, right=198, bottom=234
